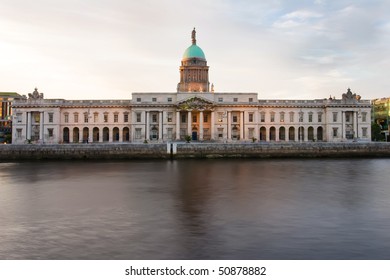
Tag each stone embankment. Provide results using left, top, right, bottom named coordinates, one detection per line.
left=1, top=142, right=390, bottom=161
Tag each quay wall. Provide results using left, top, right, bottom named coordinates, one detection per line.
left=1, top=142, right=390, bottom=161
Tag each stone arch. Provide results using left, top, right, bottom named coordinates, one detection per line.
left=270, top=126, right=276, bottom=141
left=93, top=127, right=99, bottom=142
left=83, top=127, right=89, bottom=143
left=289, top=126, right=295, bottom=141
left=317, top=126, right=323, bottom=141
left=279, top=126, right=286, bottom=141
left=103, top=127, right=109, bottom=142
left=73, top=127, right=79, bottom=143
left=113, top=127, right=119, bottom=142
left=123, top=127, right=130, bottom=142
left=63, top=127, right=69, bottom=143
left=260, top=126, right=266, bottom=141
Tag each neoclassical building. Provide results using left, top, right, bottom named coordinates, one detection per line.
left=12, top=29, right=371, bottom=144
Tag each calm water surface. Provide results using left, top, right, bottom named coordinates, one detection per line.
left=1, top=159, right=390, bottom=259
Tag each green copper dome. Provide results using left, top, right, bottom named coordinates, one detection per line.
left=183, top=44, right=206, bottom=60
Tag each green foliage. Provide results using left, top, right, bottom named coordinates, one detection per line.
left=184, top=135, right=192, bottom=143
left=371, top=123, right=385, bottom=141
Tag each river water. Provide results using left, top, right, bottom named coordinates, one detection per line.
left=1, top=159, right=390, bottom=260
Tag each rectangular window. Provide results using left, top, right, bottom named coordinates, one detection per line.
left=181, top=114, right=186, bottom=123
left=333, top=112, right=338, bottom=122
left=248, top=113, right=254, bottom=122
left=136, top=113, right=141, bottom=122
left=48, top=113, right=54, bottom=123
left=249, top=98, right=253, bottom=102
left=346, top=114, right=350, bottom=122
left=135, top=128, right=142, bottom=139
left=289, top=112, right=294, bottom=122
left=114, top=114, right=119, bottom=123
left=124, top=113, right=129, bottom=123
left=167, top=97, right=172, bottom=102
left=362, top=127, right=367, bottom=137
left=64, top=114, right=69, bottom=123
left=84, top=114, right=89, bottom=123
left=218, top=128, right=223, bottom=139
left=308, top=113, right=313, bottom=123
left=218, top=97, right=223, bottom=102
left=152, top=98, right=157, bottom=102
left=261, top=112, right=265, bottom=122
left=17, top=128, right=22, bottom=138
left=152, top=114, right=158, bottom=123
left=104, top=114, right=108, bottom=123
left=136, top=98, right=141, bottom=102
left=362, top=112, right=367, bottom=122
left=280, top=112, right=285, bottom=123
left=318, top=113, right=322, bottom=123
left=270, top=113, right=275, bottom=122
left=17, top=113, right=22, bottom=123
left=333, top=127, right=338, bottom=137
left=233, top=98, right=238, bottom=102
left=48, top=128, right=54, bottom=137
left=167, top=112, right=173, bottom=122
left=232, top=115, right=238, bottom=123
left=192, top=115, right=197, bottom=123
left=74, top=113, right=78, bottom=123
left=180, top=128, right=186, bottom=138
left=94, top=113, right=98, bottom=123
left=203, top=114, right=208, bottom=123
left=218, top=112, right=223, bottom=122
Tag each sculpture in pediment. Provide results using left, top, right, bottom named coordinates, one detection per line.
left=177, top=96, right=214, bottom=110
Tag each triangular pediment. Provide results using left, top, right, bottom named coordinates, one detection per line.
left=176, top=96, right=214, bottom=110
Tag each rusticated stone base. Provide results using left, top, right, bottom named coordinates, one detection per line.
left=1, top=142, right=390, bottom=161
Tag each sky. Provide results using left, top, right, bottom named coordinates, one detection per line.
left=1, top=0, right=389, bottom=100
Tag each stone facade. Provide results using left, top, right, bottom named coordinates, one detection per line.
left=11, top=30, right=371, bottom=144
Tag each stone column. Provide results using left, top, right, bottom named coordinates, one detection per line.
left=210, top=111, right=215, bottom=140
left=353, top=111, right=357, bottom=139
left=159, top=111, right=163, bottom=141
left=227, top=111, right=231, bottom=140
left=275, top=127, right=279, bottom=142
left=27, top=112, right=32, bottom=140
left=146, top=111, right=150, bottom=141
left=342, top=111, right=346, bottom=140
left=70, top=128, right=74, bottom=143
left=39, top=112, right=44, bottom=143
left=240, top=111, right=244, bottom=140
left=266, top=126, right=270, bottom=142
left=199, top=110, right=204, bottom=141
left=187, top=110, right=192, bottom=136
left=255, top=111, right=259, bottom=141
left=304, top=127, right=308, bottom=142
left=295, top=127, right=299, bottom=142
left=176, top=111, right=180, bottom=140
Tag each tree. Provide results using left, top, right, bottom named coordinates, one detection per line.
left=371, top=123, right=384, bottom=141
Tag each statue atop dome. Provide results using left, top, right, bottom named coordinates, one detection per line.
left=192, top=28, right=196, bottom=45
